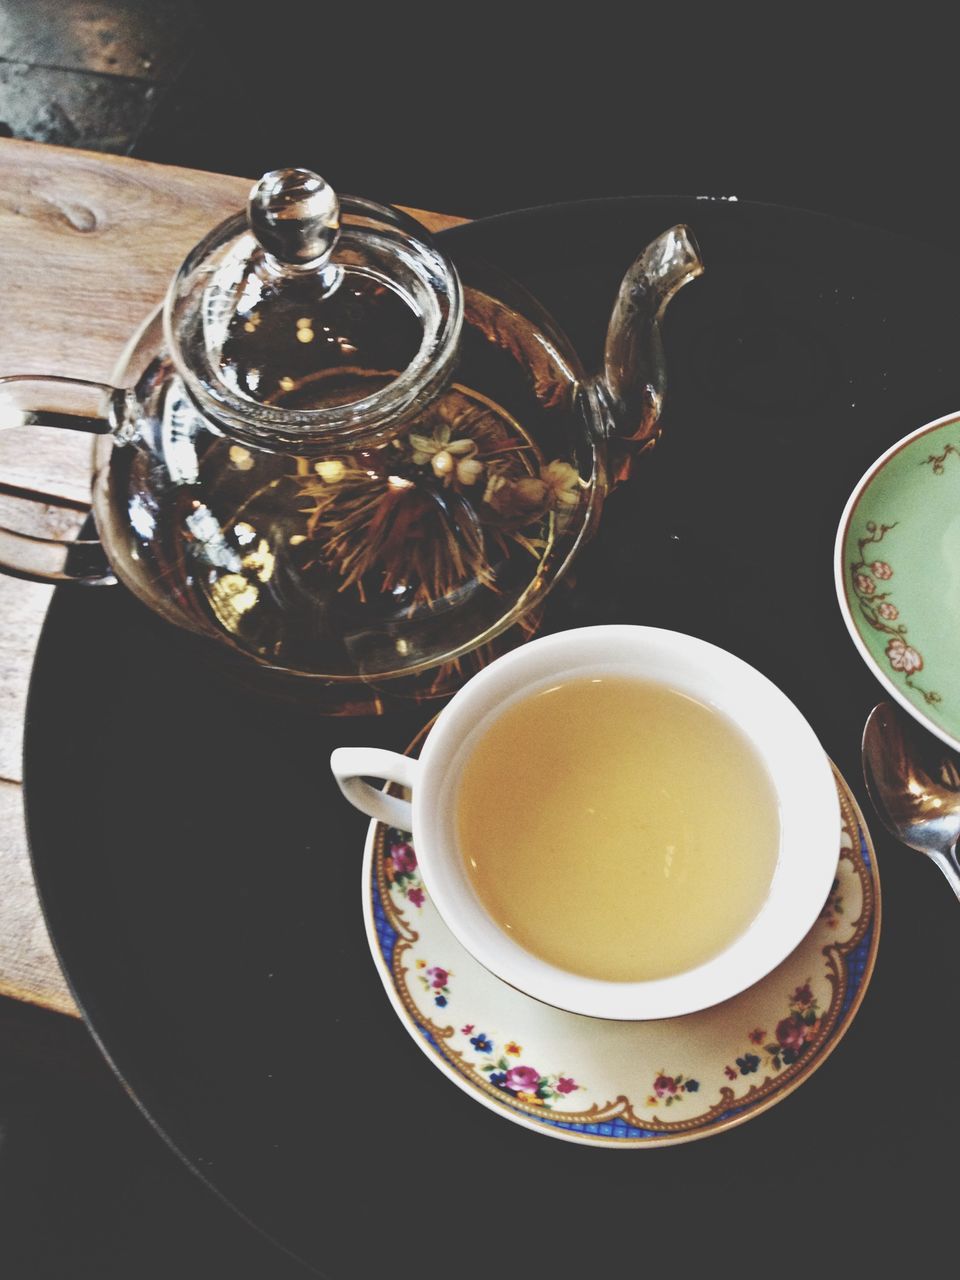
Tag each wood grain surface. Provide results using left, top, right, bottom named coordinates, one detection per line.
left=0, top=137, right=464, bottom=1015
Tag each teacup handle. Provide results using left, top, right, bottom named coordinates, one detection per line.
left=330, top=748, right=419, bottom=832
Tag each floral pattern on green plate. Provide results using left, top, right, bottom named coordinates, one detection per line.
left=837, top=412, right=960, bottom=752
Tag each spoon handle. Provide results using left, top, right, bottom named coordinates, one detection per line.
left=931, top=849, right=960, bottom=902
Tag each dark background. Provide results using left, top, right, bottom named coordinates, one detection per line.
left=2, top=3, right=959, bottom=1276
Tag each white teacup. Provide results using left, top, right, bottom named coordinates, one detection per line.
left=331, top=625, right=839, bottom=1020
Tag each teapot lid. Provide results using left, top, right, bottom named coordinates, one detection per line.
left=166, top=169, right=462, bottom=450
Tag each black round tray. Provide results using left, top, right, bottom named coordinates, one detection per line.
left=24, top=198, right=960, bottom=1275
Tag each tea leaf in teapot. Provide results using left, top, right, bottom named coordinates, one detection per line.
left=295, top=387, right=576, bottom=612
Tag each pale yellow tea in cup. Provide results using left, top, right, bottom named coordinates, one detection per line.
left=456, top=675, right=781, bottom=983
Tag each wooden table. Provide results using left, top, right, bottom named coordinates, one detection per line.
left=0, top=138, right=464, bottom=1016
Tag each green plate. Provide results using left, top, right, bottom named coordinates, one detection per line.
left=836, top=411, right=960, bottom=751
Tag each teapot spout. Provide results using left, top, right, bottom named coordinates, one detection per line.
left=600, top=224, right=703, bottom=450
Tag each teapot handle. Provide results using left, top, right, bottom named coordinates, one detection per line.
left=0, top=375, right=126, bottom=585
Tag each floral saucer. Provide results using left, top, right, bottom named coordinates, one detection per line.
left=362, top=764, right=879, bottom=1147
left=836, top=411, right=960, bottom=753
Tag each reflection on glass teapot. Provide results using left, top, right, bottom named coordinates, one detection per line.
left=0, top=170, right=703, bottom=708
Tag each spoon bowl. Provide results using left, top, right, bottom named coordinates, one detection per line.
left=861, top=701, right=960, bottom=901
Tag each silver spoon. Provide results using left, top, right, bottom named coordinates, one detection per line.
left=862, top=701, right=960, bottom=901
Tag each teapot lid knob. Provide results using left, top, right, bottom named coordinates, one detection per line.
left=247, top=168, right=340, bottom=266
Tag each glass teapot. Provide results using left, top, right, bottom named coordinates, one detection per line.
left=0, top=170, right=702, bottom=704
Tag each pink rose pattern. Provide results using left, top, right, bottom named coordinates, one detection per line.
left=391, top=842, right=417, bottom=874
left=849, top=521, right=940, bottom=705
left=464, top=1029, right=581, bottom=1109
left=504, top=1065, right=541, bottom=1093
left=647, top=1071, right=701, bottom=1107
left=417, top=963, right=453, bottom=1009
left=384, top=832, right=426, bottom=909
left=723, top=980, right=822, bottom=1080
